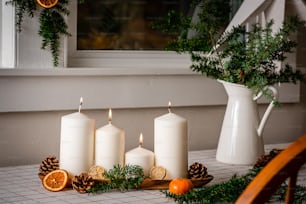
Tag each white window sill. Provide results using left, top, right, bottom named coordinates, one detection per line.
left=0, top=68, right=301, bottom=112
left=0, top=66, right=194, bottom=76
left=0, top=68, right=225, bottom=112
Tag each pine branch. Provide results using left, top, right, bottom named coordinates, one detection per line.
left=88, top=164, right=144, bottom=194
left=162, top=167, right=306, bottom=204
left=38, top=8, right=70, bottom=66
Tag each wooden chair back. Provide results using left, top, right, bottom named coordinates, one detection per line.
left=236, top=134, right=306, bottom=204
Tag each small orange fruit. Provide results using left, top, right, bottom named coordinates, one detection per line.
left=42, top=169, right=70, bottom=192
left=36, top=0, right=59, bottom=9
left=169, top=178, right=193, bottom=195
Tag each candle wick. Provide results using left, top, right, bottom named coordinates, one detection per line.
left=78, top=102, right=82, bottom=113
left=168, top=101, right=172, bottom=113
left=108, top=109, right=112, bottom=124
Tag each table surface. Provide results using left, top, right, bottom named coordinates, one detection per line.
left=1, top=143, right=305, bottom=204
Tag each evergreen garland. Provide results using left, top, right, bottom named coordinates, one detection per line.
left=162, top=167, right=306, bottom=204
left=6, top=0, right=85, bottom=67
left=88, top=164, right=144, bottom=194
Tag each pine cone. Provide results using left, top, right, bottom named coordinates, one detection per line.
left=38, top=156, right=59, bottom=180
left=253, top=154, right=271, bottom=168
left=269, top=148, right=283, bottom=157
left=253, top=148, right=283, bottom=168
left=72, top=173, right=95, bottom=193
left=188, top=162, right=208, bottom=179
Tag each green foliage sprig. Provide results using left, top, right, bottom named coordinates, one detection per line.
left=38, top=6, right=70, bottom=67
left=162, top=167, right=306, bottom=203
left=154, top=0, right=306, bottom=103
left=88, top=164, right=144, bottom=194
left=5, top=0, right=37, bottom=32
left=6, top=0, right=85, bottom=67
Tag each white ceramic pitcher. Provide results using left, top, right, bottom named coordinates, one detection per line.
left=216, top=80, right=278, bottom=165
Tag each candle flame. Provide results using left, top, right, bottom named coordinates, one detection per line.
left=108, top=108, right=112, bottom=123
left=78, top=97, right=83, bottom=112
left=139, top=133, right=143, bottom=147
left=168, top=101, right=172, bottom=113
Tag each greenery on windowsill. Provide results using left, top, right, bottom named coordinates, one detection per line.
left=153, top=0, right=306, bottom=104
left=6, top=0, right=85, bottom=67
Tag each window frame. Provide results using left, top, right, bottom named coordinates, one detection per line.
left=0, top=1, right=15, bottom=68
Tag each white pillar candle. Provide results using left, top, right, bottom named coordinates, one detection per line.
left=125, top=133, right=155, bottom=177
left=60, top=97, right=95, bottom=176
left=95, top=109, right=125, bottom=170
left=154, top=102, right=188, bottom=179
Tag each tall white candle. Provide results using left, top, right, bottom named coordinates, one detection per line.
left=125, top=133, right=155, bottom=176
left=95, top=109, right=125, bottom=170
left=154, top=102, right=188, bottom=179
left=60, top=97, right=95, bottom=176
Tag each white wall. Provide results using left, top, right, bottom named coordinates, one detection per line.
left=0, top=97, right=305, bottom=167
left=0, top=0, right=305, bottom=166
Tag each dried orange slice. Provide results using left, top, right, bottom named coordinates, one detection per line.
left=88, top=165, right=106, bottom=181
left=149, top=166, right=167, bottom=180
left=36, top=0, right=59, bottom=9
left=42, top=169, right=70, bottom=192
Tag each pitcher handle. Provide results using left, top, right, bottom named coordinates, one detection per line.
left=253, top=86, right=278, bottom=136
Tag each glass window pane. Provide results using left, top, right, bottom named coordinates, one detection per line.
left=77, top=0, right=193, bottom=50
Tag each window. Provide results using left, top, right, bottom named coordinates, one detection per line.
left=77, top=1, right=192, bottom=50
left=67, top=0, right=194, bottom=69
left=67, top=0, right=245, bottom=69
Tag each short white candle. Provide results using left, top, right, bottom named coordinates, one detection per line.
left=95, top=109, right=125, bottom=170
left=154, top=102, right=188, bottom=179
left=125, top=133, right=155, bottom=177
left=60, top=97, right=95, bottom=176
